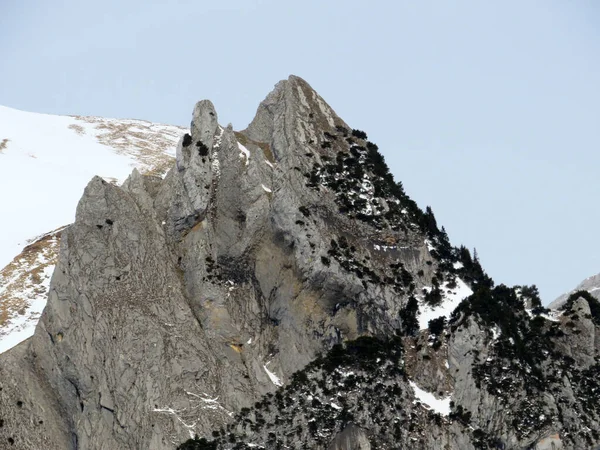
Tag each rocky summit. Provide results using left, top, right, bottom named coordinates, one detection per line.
left=0, top=76, right=598, bottom=450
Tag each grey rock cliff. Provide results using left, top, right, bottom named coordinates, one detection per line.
left=0, top=76, right=598, bottom=450
left=0, top=76, right=429, bottom=448
left=328, top=424, right=371, bottom=450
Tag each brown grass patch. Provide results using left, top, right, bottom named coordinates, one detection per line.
left=71, top=116, right=184, bottom=176
left=0, top=227, right=65, bottom=330
left=258, top=142, right=274, bottom=163
left=234, top=131, right=274, bottom=163
left=0, top=138, right=9, bottom=153
left=67, top=124, right=85, bottom=135
left=229, top=343, right=242, bottom=353
left=235, top=132, right=248, bottom=147
left=191, top=219, right=206, bottom=233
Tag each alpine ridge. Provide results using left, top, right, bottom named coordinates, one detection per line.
left=0, top=105, right=186, bottom=354
left=0, top=76, right=598, bottom=450
left=550, top=272, right=600, bottom=310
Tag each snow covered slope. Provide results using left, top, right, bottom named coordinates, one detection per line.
left=0, top=227, right=62, bottom=354
left=0, top=105, right=186, bottom=353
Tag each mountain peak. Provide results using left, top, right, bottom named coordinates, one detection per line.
left=0, top=78, right=598, bottom=450
left=550, top=272, right=600, bottom=309
left=244, top=75, right=345, bottom=160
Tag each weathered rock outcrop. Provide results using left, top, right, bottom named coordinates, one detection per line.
left=328, top=424, right=371, bottom=450
left=0, top=76, right=598, bottom=450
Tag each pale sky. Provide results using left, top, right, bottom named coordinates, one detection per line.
left=1, top=0, right=599, bottom=303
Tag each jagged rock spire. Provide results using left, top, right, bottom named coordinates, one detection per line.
left=245, top=75, right=346, bottom=163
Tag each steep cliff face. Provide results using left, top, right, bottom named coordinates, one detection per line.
left=0, top=106, right=185, bottom=354
left=0, top=76, right=598, bottom=450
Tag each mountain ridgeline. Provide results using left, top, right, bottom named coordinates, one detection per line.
left=0, top=76, right=598, bottom=450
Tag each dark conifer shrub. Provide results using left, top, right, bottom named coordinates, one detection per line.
left=424, top=286, right=443, bottom=307
left=399, top=296, right=419, bottom=336
left=177, top=436, right=217, bottom=450
left=196, top=141, right=209, bottom=156
left=562, top=290, right=600, bottom=325
left=351, top=129, right=368, bottom=139
left=428, top=316, right=446, bottom=336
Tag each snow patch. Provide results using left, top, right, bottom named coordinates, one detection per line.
left=263, top=361, right=283, bottom=387
left=373, top=244, right=396, bottom=252
left=491, top=326, right=501, bottom=341
left=540, top=311, right=560, bottom=322
left=153, top=390, right=233, bottom=438
left=418, top=278, right=473, bottom=330
left=0, top=230, right=62, bottom=354
left=237, top=141, right=250, bottom=166
left=213, top=126, right=224, bottom=148
left=0, top=292, right=46, bottom=354
left=211, top=154, right=220, bottom=176
left=335, top=369, right=355, bottom=378
left=409, top=381, right=451, bottom=416
left=424, top=239, right=435, bottom=252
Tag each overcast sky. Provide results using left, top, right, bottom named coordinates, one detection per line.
left=1, top=0, right=599, bottom=303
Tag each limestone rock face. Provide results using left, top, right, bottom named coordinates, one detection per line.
left=553, top=297, right=597, bottom=368
left=0, top=76, right=598, bottom=450
left=328, top=424, right=371, bottom=450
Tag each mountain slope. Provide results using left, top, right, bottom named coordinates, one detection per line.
left=550, top=272, right=600, bottom=309
left=0, top=77, right=598, bottom=450
left=0, top=106, right=185, bottom=353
